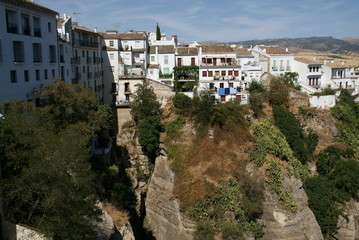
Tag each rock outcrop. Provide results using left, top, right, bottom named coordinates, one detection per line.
left=335, top=200, right=359, bottom=240
left=261, top=175, right=323, bottom=240
left=145, top=148, right=196, bottom=240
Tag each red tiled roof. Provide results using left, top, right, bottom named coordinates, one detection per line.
left=258, top=45, right=290, bottom=54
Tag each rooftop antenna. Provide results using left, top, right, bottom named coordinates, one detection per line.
left=73, top=12, right=82, bottom=22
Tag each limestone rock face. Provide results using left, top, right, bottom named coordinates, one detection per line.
left=145, top=151, right=196, bottom=240
left=119, top=222, right=135, bottom=240
left=335, top=200, right=359, bottom=240
left=93, top=202, right=116, bottom=240
left=260, top=176, right=323, bottom=240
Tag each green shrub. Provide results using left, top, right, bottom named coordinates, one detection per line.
left=273, top=105, right=318, bottom=164
left=165, top=117, right=185, bottom=139
left=172, top=93, right=193, bottom=115
left=247, top=81, right=265, bottom=93
left=268, top=78, right=289, bottom=107
left=211, top=101, right=248, bottom=131
left=137, top=116, right=162, bottom=162
left=249, top=92, right=266, bottom=118
left=194, top=221, right=216, bottom=240
left=110, top=182, right=137, bottom=210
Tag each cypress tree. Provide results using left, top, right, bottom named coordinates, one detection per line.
left=156, top=23, right=161, bottom=40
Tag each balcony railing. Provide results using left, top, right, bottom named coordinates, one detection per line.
left=201, top=62, right=237, bottom=67
left=279, top=66, right=285, bottom=71
left=7, top=23, right=18, bottom=33
left=74, top=39, right=99, bottom=48
left=213, top=75, right=239, bottom=81
left=286, top=66, right=291, bottom=71
left=272, top=66, right=278, bottom=71
left=34, top=27, right=41, bottom=37
left=71, top=57, right=81, bottom=64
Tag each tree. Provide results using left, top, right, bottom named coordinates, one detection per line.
left=130, top=79, right=161, bottom=122
left=268, top=77, right=289, bottom=107
left=156, top=23, right=161, bottom=41
left=0, top=81, right=106, bottom=239
left=137, top=116, right=162, bottom=162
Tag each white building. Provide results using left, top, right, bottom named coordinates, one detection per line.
left=251, top=45, right=294, bottom=76
left=148, top=32, right=178, bottom=47
left=322, top=62, right=357, bottom=90
left=198, top=45, right=246, bottom=103
left=0, top=0, right=58, bottom=103
left=293, top=57, right=323, bottom=94
left=233, top=46, right=261, bottom=85
left=56, top=14, right=73, bottom=84
left=72, top=23, right=104, bottom=103
left=149, top=45, right=176, bottom=85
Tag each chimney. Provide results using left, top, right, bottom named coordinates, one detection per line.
left=313, top=56, right=317, bottom=61
left=94, top=27, right=97, bottom=33
left=64, top=13, right=67, bottom=19
left=155, top=46, right=158, bottom=55
left=285, top=48, right=288, bottom=52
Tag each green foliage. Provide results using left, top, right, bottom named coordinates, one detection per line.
left=159, top=72, right=172, bottom=78
left=130, top=79, right=161, bottom=122
left=273, top=105, right=318, bottom=164
left=173, top=66, right=199, bottom=92
left=0, top=82, right=105, bottom=239
left=137, top=116, right=162, bottom=162
left=305, top=176, right=342, bottom=237
left=268, top=77, right=289, bottom=107
left=312, top=87, right=337, bottom=96
left=97, top=104, right=114, bottom=127
left=172, top=93, right=193, bottom=115
left=211, top=101, right=248, bottom=131
left=192, top=92, right=217, bottom=128
left=156, top=23, right=161, bottom=41
left=249, top=92, right=266, bottom=118
left=191, top=178, right=264, bottom=239
left=278, top=72, right=301, bottom=90
left=331, top=89, right=359, bottom=157
left=247, top=81, right=265, bottom=93
left=110, top=182, right=137, bottom=210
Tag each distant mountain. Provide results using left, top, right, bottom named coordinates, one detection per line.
left=224, top=36, right=359, bottom=55
left=342, top=36, right=359, bottom=46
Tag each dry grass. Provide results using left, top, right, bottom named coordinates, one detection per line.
left=103, top=202, right=129, bottom=230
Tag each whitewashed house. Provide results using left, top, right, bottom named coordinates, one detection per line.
left=251, top=45, right=294, bottom=76
left=149, top=45, right=176, bottom=85
left=233, top=46, right=261, bottom=85
left=293, top=57, right=323, bottom=94
left=322, top=62, right=357, bottom=90
left=148, top=32, right=178, bottom=47
left=198, top=45, right=246, bottom=103
left=0, top=0, right=58, bottom=103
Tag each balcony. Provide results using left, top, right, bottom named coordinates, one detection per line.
left=286, top=66, right=291, bottom=71
left=124, top=88, right=131, bottom=94
left=279, top=66, right=285, bottom=71
left=7, top=23, right=18, bottom=34
left=94, top=72, right=102, bottom=78
left=213, top=75, right=239, bottom=81
left=201, top=62, right=237, bottom=67
left=71, top=57, right=81, bottom=64
left=87, top=57, right=92, bottom=64
left=74, top=39, right=99, bottom=48
left=34, top=27, right=41, bottom=37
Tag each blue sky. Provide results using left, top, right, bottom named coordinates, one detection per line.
left=39, top=0, right=359, bottom=43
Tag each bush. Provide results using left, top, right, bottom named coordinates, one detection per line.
left=247, top=81, right=265, bottom=93
left=273, top=105, right=318, bottom=164
left=268, top=78, right=289, bottom=107
left=172, top=93, right=193, bottom=115
left=137, top=116, right=162, bottom=162
left=165, top=117, right=185, bottom=139
left=249, top=92, right=266, bottom=118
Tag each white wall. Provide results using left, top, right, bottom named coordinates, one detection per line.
left=309, top=95, right=336, bottom=109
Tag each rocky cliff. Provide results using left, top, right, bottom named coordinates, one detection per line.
left=145, top=147, right=196, bottom=240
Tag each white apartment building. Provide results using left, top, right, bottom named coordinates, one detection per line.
left=293, top=57, right=323, bottom=94
left=233, top=46, right=261, bottom=84
left=56, top=14, right=72, bottom=84
left=198, top=45, right=246, bottom=103
left=251, top=45, right=294, bottom=76
left=72, top=23, right=104, bottom=103
left=322, top=62, right=357, bottom=90
left=148, top=32, right=178, bottom=47
left=0, top=0, right=58, bottom=103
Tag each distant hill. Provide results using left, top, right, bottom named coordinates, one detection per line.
left=223, top=36, right=359, bottom=55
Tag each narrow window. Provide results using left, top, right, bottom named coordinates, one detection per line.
left=24, top=70, right=29, bottom=82
left=33, top=43, right=42, bottom=63
left=13, top=41, right=24, bottom=62
left=35, top=69, right=40, bottom=80
left=10, top=70, right=17, bottom=83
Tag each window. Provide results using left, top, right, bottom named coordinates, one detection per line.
left=33, top=17, right=41, bottom=37
left=149, top=69, right=153, bottom=75
left=44, top=69, right=48, bottom=79
left=164, top=55, right=168, bottom=64
left=6, top=10, right=18, bottom=33
left=228, top=71, right=233, bottom=76
left=220, top=83, right=224, bottom=88
left=36, top=69, right=40, bottom=80
left=48, top=22, right=51, bottom=32
left=221, top=71, right=226, bottom=76
left=208, top=71, right=213, bottom=77
left=82, top=50, right=85, bottom=58
left=109, top=40, right=114, bottom=47
left=13, top=41, right=24, bottom=62
left=111, top=66, right=114, bottom=72
left=110, top=53, right=114, bottom=60
left=21, top=14, right=30, bottom=35
left=163, top=67, right=169, bottom=74
left=191, top=57, right=195, bottom=66
left=49, top=45, right=56, bottom=63
left=10, top=70, right=17, bottom=83
left=83, top=66, right=85, bottom=73
left=33, top=43, right=42, bottom=62
left=202, top=71, right=207, bottom=77
left=51, top=69, right=55, bottom=78
left=150, top=56, right=155, bottom=62
left=24, top=70, right=29, bottom=82
left=234, top=71, right=239, bottom=76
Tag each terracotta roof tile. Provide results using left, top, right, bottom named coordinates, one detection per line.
left=117, top=33, right=147, bottom=40
left=72, top=24, right=97, bottom=34
left=201, top=45, right=234, bottom=53
left=233, top=47, right=252, bottom=56
left=176, top=47, right=198, bottom=55
left=149, top=46, right=175, bottom=54
left=17, top=0, right=58, bottom=15
left=148, top=64, right=160, bottom=68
